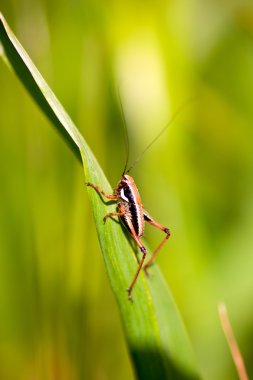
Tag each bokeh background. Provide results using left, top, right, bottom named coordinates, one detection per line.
left=1, top=1, right=253, bottom=379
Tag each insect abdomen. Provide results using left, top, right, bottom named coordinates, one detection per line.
left=121, top=202, right=144, bottom=237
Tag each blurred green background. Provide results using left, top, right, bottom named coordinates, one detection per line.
left=1, top=1, right=253, bottom=379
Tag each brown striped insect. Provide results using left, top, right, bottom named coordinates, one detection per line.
left=86, top=100, right=189, bottom=300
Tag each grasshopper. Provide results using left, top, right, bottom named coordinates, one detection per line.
left=86, top=99, right=189, bottom=300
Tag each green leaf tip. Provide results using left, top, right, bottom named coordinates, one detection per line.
left=0, top=13, right=201, bottom=380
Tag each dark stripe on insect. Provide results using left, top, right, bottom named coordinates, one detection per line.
left=144, top=213, right=152, bottom=222
left=123, top=185, right=135, bottom=203
left=129, top=202, right=140, bottom=235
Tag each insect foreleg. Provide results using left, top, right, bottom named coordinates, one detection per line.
left=143, top=210, right=170, bottom=271
left=85, top=182, right=117, bottom=200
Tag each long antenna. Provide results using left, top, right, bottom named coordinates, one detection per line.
left=126, top=97, right=196, bottom=174
left=117, top=92, right=130, bottom=175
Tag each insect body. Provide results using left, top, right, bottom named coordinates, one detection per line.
left=86, top=174, right=170, bottom=300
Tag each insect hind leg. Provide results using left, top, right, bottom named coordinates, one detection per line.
left=127, top=245, right=146, bottom=301
left=143, top=210, right=170, bottom=272
left=126, top=221, right=147, bottom=300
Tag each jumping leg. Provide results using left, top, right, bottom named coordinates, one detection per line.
left=142, top=210, right=170, bottom=271
left=126, top=221, right=147, bottom=300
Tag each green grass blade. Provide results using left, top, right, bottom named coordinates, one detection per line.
left=0, top=13, right=201, bottom=380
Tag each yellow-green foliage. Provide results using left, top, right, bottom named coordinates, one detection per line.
left=0, top=2, right=253, bottom=380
